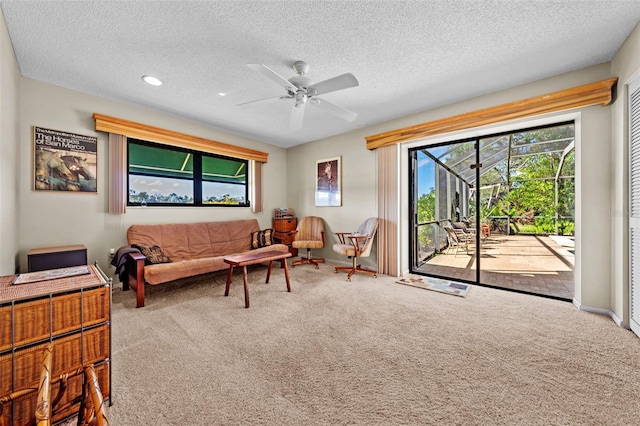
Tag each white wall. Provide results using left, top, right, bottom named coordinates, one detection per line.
left=0, top=9, right=20, bottom=275
left=17, top=78, right=288, bottom=276
left=287, top=64, right=614, bottom=311
left=286, top=135, right=378, bottom=270
left=610, top=21, right=640, bottom=325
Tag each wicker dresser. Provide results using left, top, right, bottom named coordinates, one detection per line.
left=0, top=264, right=110, bottom=425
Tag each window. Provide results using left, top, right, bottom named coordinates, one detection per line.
left=127, top=139, right=249, bottom=207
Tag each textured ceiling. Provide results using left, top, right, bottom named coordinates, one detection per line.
left=2, top=1, right=640, bottom=148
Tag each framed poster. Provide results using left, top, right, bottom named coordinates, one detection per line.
left=34, top=126, right=98, bottom=193
left=315, top=156, right=341, bottom=207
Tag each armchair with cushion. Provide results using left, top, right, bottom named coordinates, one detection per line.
left=332, top=217, right=379, bottom=282
left=290, top=216, right=326, bottom=269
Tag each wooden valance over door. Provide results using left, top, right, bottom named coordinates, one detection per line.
left=365, top=77, right=617, bottom=150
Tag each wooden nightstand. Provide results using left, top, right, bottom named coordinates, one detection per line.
left=273, top=218, right=298, bottom=256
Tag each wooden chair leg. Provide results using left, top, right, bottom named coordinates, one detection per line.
left=78, top=366, right=109, bottom=426
left=292, top=249, right=325, bottom=269
left=334, top=257, right=377, bottom=282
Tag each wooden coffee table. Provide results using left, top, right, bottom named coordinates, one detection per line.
left=223, top=250, right=292, bottom=308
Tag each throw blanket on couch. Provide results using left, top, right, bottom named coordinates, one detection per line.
left=110, top=245, right=141, bottom=284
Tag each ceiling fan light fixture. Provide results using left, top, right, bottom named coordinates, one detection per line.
left=289, top=75, right=311, bottom=89
left=295, top=92, right=307, bottom=107
left=242, top=61, right=358, bottom=126
left=142, top=75, right=163, bottom=86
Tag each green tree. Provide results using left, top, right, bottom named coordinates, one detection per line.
left=502, top=126, right=575, bottom=234
left=416, top=188, right=436, bottom=258
left=417, top=189, right=436, bottom=223
left=469, top=124, right=575, bottom=234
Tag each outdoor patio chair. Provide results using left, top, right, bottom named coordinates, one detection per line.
left=452, top=221, right=476, bottom=236
left=444, top=225, right=474, bottom=256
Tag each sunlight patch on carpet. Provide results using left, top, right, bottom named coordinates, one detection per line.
left=396, top=274, right=471, bottom=297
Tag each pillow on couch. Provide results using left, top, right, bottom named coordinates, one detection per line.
left=132, top=244, right=172, bottom=264
left=251, top=228, right=274, bottom=249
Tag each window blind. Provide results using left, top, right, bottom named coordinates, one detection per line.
left=628, top=77, right=640, bottom=337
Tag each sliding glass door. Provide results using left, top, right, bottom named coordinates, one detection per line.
left=410, top=139, right=478, bottom=281
left=409, top=122, right=575, bottom=300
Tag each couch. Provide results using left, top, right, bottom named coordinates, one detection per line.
left=122, top=219, right=288, bottom=308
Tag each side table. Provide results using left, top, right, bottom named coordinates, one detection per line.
left=223, top=250, right=292, bottom=308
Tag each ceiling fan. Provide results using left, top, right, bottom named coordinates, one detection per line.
left=237, top=60, right=359, bottom=129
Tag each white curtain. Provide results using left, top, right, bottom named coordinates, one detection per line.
left=108, top=133, right=127, bottom=214
left=377, top=144, right=399, bottom=276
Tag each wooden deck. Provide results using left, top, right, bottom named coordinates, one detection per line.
left=416, top=234, right=574, bottom=300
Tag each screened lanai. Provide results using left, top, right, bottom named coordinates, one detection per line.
left=410, top=122, right=575, bottom=299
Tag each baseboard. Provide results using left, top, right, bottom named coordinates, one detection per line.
left=573, top=299, right=629, bottom=329
left=609, top=311, right=628, bottom=328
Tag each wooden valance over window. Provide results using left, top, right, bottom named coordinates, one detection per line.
left=365, top=77, right=618, bottom=150
left=93, top=113, right=269, bottom=163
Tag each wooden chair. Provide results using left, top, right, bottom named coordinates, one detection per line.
left=291, top=216, right=326, bottom=269
left=35, top=343, right=54, bottom=426
left=0, top=343, right=108, bottom=426
left=332, top=217, right=379, bottom=281
left=0, top=388, right=37, bottom=426
left=76, top=366, right=109, bottom=426
left=0, top=344, right=56, bottom=426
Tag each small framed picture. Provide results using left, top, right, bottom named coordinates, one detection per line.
left=315, top=156, right=341, bottom=207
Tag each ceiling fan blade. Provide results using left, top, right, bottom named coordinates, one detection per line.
left=308, top=73, right=359, bottom=96
left=310, top=98, right=358, bottom=122
left=247, top=63, right=297, bottom=93
left=236, top=95, right=289, bottom=108
left=290, top=102, right=306, bottom=129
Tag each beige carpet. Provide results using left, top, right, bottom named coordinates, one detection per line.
left=107, top=263, right=640, bottom=425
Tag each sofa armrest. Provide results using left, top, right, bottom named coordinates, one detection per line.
left=125, top=252, right=147, bottom=308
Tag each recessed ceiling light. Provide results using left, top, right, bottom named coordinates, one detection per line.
left=218, top=92, right=227, bottom=97
left=142, top=75, right=163, bottom=86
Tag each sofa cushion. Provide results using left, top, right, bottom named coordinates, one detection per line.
left=127, top=219, right=262, bottom=262
left=126, top=220, right=289, bottom=286
left=251, top=228, right=274, bottom=249
left=132, top=244, right=172, bottom=265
